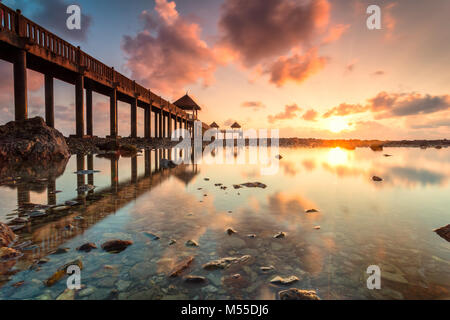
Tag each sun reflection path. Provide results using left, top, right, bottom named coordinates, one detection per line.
left=326, top=147, right=349, bottom=166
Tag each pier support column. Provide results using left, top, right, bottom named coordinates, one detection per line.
left=144, top=107, right=150, bottom=139
left=145, top=149, right=151, bottom=176
left=159, top=109, right=163, bottom=138
left=110, top=157, right=118, bottom=193
left=131, top=155, right=138, bottom=183
left=131, top=98, right=137, bottom=138
left=86, top=87, right=93, bottom=136
left=168, top=112, right=172, bottom=139
left=14, top=49, right=27, bottom=121
left=109, top=88, right=118, bottom=138
left=87, top=154, right=94, bottom=188
left=76, top=154, right=85, bottom=198
left=75, top=74, right=84, bottom=137
left=153, top=108, right=158, bottom=138
left=45, top=74, right=54, bottom=127
left=47, top=177, right=56, bottom=206
left=162, top=112, right=166, bottom=138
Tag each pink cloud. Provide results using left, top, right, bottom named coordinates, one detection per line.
left=266, top=48, right=328, bottom=87
left=122, top=0, right=219, bottom=98
left=302, top=109, right=318, bottom=121
left=322, top=24, right=350, bottom=44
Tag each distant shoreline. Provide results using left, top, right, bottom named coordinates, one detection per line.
left=66, top=136, right=449, bottom=154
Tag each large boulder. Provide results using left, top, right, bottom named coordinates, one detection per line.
left=0, top=117, right=70, bottom=162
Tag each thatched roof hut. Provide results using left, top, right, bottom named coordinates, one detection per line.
left=231, top=122, right=241, bottom=129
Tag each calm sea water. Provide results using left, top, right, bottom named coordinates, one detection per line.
left=0, top=146, right=449, bottom=300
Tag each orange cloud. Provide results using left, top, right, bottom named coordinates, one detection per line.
left=322, top=24, right=350, bottom=44
left=268, top=104, right=301, bottom=123
left=302, top=109, right=318, bottom=121
left=266, top=48, right=328, bottom=87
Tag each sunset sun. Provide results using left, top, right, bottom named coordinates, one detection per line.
left=328, top=118, right=350, bottom=133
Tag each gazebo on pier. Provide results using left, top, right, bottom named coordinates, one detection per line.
left=174, top=94, right=202, bottom=120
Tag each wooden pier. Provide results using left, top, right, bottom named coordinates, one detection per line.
left=0, top=3, right=195, bottom=138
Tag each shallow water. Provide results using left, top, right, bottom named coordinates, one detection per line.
left=0, top=146, right=449, bottom=300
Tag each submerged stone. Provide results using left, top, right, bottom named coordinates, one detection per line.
left=240, top=182, right=267, bottom=189
left=270, top=275, right=299, bottom=285
left=45, top=259, right=83, bottom=287
left=184, top=275, right=207, bottom=283
left=169, top=256, right=194, bottom=277
left=76, top=243, right=97, bottom=252
left=305, top=209, right=319, bottom=213
left=202, top=255, right=251, bottom=270
left=278, top=288, right=320, bottom=300
left=101, top=240, right=133, bottom=253
left=372, top=176, right=383, bottom=182
left=185, top=239, right=199, bottom=247
left=433, top=224, right=450, bottom=242
left=0, top=222, right=16, bottom=247
left=226, top=228, right=237, bottom=235
left=274, top=232, right=286, bottom=239
left=142, top=231, right=160, bottom=240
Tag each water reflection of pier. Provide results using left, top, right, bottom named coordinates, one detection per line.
left=14, top=149, right=199, bottom=259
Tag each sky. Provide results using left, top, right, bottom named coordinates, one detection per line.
left=0, top=0, right=449, bottom=139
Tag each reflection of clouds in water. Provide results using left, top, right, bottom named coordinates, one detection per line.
left=302, top=159, right=316, bottom=171
left=385, top=166, right=447, bottom=187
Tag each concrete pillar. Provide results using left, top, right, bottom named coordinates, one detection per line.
left=144, top=107, right=150, bottom=138
left=168, top=113, right=172, bottom=139
left=153, top=107, right=158, bottom=138
left=76, top=154, right=85, bottom=197
left=14, top=49, right=27, bottom=121
left=87, top=154, right=94, bottom=189
left=159, top=109, right=163, bottom=138
left=86, top=87, right=93, bottom=136
left=131, top=98, right=137, bottom=138
left=17, top=185, right=30, bottom=209
left=110, top=157, right=118, bottom=193
left=131, top=155, right=137, bottom=183
left=45, top=74, right=54, bottom=127
left=75, top=74, right=84, bottom=137
left=162, top=112, right=166, bottom=138
left=109, top=88, right=118, bottom=138
left=47, top=177, right=56, bottom=206
left=145, top=149, right=151, bottom=176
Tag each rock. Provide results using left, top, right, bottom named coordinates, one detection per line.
left=64, top=224, right=74, bottom=231
left=51, top=247, right=70, bottom=255
left=65, top=200, right=79, bottom=206
left=45, top=259, right=83, bottom=287
left=275, top=154, right=283, bottom=160
left=76, top=184, right=95, bottom=192
left=101, top=240, right=133, bottom=253
left=274, top=232, right=286, bottom=239
left=118, top=144, right=138, bottom=156
left=12, top=281, right=25, bottom=288
left=142, top=231, right=160, bottom=240
left=169, top=256, right=194, bottom=277
left=184, top=275, right=207, bottom=283
left=370, top=144, right=383, bottom=152
left=204, top=178, right=210, bottom=181
left=240, top=182, right=267, bottom=188
left=51, top=205, right=70, bottom=213
left=78, top=287, right=95, bottom=297
left=270, top=275, right=299, bottom=285
left=222, top=273, right=250, bottom=288
left=260, top=266, right=276, bottom=274
left=0, top=222, right=16, bottom=247
left=76, top=243, right=97, bottom=252
left=233, top=184, right=242, bottom=189
left=185, top=239, right=199, bottom=247
left=372, top=176, right=383, bottom=182
left=0, top=117, right=70, bottom=162
left=433, top=224, right=450, bottom=242
left=278, top=288, right=320, bottom=300
left=247, top=234, right=256, bottom=238
left=314, top=226, right=321, bottom=230
left=160, top=158, right=177, bottom=169
left=305, top=209, right=319, bottom=213
left=56, top=288, right=75, bottom=300
left=169, top=239, right=177, bottom=245
left=29, top=210, right=48, bottom=218
left=10, top=217, right=29, bottom=224
left=383, top=154, right=392, bottom=157
left=202, top=255, right=251, bottom=270
left=0, top=247, right=22, bottom=261
left=226, top=228, right=237, bottom=235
